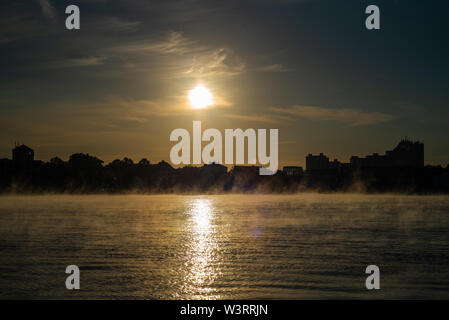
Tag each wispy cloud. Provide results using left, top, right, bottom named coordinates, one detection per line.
left=92, top=17, right=142, bottom=33
left=223, top=113, right=279, bottom=124
left=79, top=98, right=187, bottom=124
left=253, top=64, right=290, bottom=73
left=40, top=57, right=105, bottom=69
left=0, top=5, right=55, bottom=45
left=113, top=31, right=246, bottom=79
left=37, top=0, right=57, bottom=21
left=271, top=105, right=394, bottom=126
left=115, top=31, right=199, bottom=55
left=78, top=94, right=227, bottom=124
left=182, top=48, right=246, bottom=78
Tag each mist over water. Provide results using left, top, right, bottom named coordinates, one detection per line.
left=1, top=194, right=449, bottom=299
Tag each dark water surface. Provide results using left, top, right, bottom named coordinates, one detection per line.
left=1, top=194, right=449, bottom=299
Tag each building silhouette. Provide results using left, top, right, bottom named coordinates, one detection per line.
left=202, top=162, right=228, bottom=176
left=351, top=138, right=424, bottom=168
left=2, top=138, right=447, bottom=194
left=283, top=166, right=303, bottom=176
left=12, top=144, right=34, bottom=163
left=231, top=165, right=260, bottom=176
left=12, top=144, right=34, bottom=174
left=306, top=153, right=330, bottom=172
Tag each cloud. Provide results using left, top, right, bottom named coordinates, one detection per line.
left=113, top=31, right=246, bottom=79
left=114, top=31, right=200, bottom=55
left=40, top=57, right=106, bottom=69
left=222, top=113, right=279, bottom=124
left=37, top=0, right=57, bottom=21
left=78, top=98, right=185, bottom=124
left=271, top=105, right=394, bottom=126
left=182, top=48, right=246, bottom=78
left=0, top=5, right=56, bottom=45
left=92, top=17, right=142, bottom=33
left=78, top=94, right=227, bottom=124
left=253, top=64, right=290, bottom=73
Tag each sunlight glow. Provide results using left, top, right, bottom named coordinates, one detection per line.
left=180, top=199, right=221, bottom=299
left=189, top=85, right=213, bottom=109
left=191, top=199, right=212, bottom=232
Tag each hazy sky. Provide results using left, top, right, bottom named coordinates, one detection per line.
left=1, top=0, right=448, bottom=167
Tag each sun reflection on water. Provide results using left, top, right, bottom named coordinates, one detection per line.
left=192, top=199, right=212, bottom=233
left=181, top=198, right=221, bottom=299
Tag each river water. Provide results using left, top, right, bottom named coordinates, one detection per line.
left=1, top=194, right=448, bottom=299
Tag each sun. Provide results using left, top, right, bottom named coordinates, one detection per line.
left=189, top=85, right=213, bottom=109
